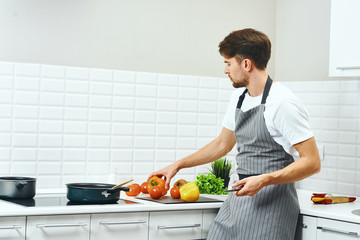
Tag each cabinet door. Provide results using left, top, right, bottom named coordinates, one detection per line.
left=149, top=210, right=202, bottom=240
left=317, top=218, right=360, bottom=240
left=26, top=214, right=90, bottom=240
left=202, top=209, right=218, bottom=239
left=91, top=212, right=148, bottom=240
left=329, top=0, right=360, bottom=77
left=0, top=216, right=26, bottom=240
left=295, top=215, right=317, bottom=240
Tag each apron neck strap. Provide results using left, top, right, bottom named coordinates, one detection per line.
left=236, top=88, right=248, bottom=109
left=261, top=75, right=273, bottom=104
left=236, top=75, right=273, bottom=109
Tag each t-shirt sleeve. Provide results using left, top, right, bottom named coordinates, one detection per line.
left=273, top=98, right=314, bottom=146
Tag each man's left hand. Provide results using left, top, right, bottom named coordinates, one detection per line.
left=232, top=175, right=267, bottom=197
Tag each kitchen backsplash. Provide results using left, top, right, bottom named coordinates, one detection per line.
left=0, top=62, right=359, bottom=196
left=283, top=80, right=360, bottom=196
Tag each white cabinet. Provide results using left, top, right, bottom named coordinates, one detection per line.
left=0, top=208, right=218, bottom=240
left=202, top=209, right=218, bottom=239
left=0, top=217, right=26, bottom=240
left=295, top=215, right=317, bottom=240
left=296, top=214, right=360, bottom=240
left=90, top=212, right=149, bottom=240
left=26, top=214, right=90, bottom=240
left=317, top=218, right=360, bottom=240
left=329, top=0, right=360, bottom=77
left=149, top=210, right=203, bottom=240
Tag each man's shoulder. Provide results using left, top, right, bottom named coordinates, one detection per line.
left=269, top=82, right=298, bottom=102
left=266, top=82, right=306, bottom=116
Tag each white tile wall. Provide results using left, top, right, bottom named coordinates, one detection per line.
left=283, top=81, right=360, bottom=196
left=0, top=62, right=359, bottom=196
left=0, top=62, right=232, bottom=189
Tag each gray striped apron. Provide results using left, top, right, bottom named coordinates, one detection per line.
left=207, top=76, right=299, bottom=240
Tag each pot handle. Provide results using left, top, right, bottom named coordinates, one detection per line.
left=16, top=181, right=28, bottom=189
left=106, top=186, right=130, bottom=193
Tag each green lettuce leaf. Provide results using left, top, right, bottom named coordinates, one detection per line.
left=194, top=173, right=228, bottom=195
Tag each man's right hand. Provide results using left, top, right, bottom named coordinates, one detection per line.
left=148, top=163, right=179, bottom=190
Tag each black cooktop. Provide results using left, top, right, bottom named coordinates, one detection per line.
left=0, top=196, right=138, bottom=207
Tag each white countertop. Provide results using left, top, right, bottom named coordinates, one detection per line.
left=297, top=189, right=360, bottom=224
left=0, top=190, right=225, bottom=217
left=0, top=189, right=359, bottom=224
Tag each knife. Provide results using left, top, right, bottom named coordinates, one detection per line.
left=224, top=184, right=244, bottom=192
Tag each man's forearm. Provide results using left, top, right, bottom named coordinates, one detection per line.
left=262, top=137, right=321, bottom=186
left=233, top=137, right=321, bottom=197
left=262, top=156, right=320, bottom=186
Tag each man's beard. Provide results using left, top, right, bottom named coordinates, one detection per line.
left=230, top=75, right=248, bottom=88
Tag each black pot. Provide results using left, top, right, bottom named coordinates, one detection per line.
left=66, top=183, right=129, bottom=204
left=0, top=177, right=36, bottom=199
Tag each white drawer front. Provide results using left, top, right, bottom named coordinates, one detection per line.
left=91, top=212, right=148, bottom=240
left=317, top=218, right=360, bottom=240
left=0, top=216, right=26, bottom=240
left=149, top=210, right=202, bottom=240
left=26, top=214, right=90, bottom=240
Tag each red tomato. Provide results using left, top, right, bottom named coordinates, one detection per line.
left=149, top=186, right=162, bottom=199
left=125, top=184, right=141, bottom=196
left=170, top=187, right=180, bottom=199
left=132, top=183, right=141, bottom=189
left=141, top=182, right=148, bottom=194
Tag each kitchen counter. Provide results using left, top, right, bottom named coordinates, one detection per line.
left=298, top=189, right=360, bottom=224
left=0, top=190, right=225, bottom=217
left=0, top=189, right=359, bottom=225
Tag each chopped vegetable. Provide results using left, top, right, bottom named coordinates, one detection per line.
left=194, top=173, right=228, bottom=195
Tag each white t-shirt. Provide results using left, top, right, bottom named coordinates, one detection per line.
left=222, top=82, right=313, bottom=154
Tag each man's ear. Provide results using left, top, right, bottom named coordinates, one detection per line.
left=243, top=59, right=252, bottom=72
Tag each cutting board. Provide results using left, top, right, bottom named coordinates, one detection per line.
left=136, top=195, right=223, bottom=204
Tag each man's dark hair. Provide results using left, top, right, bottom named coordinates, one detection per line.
left=219, top=28, right=271, bottom=70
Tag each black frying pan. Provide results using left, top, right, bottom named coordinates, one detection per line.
left=66, top=183, right=129, bottom=204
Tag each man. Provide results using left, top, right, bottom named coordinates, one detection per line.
left=149, top=28, right=321, bottom=239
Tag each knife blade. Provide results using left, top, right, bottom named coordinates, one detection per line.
left=224, top=184, right=244, bottom=192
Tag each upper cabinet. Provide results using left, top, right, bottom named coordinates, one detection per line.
left=329, top=0, right=360, bottom=77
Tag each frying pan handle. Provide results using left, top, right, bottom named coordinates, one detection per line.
left=107, top=186, right=130, bottom=193
left=16, top=181, right=28, bottom=189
